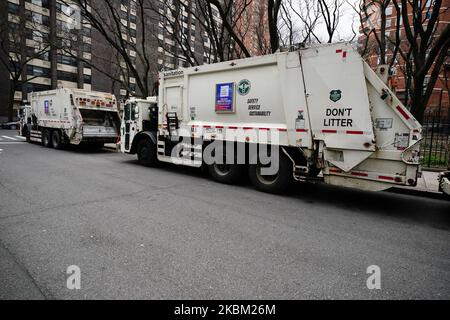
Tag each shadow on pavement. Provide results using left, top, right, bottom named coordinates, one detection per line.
left=121, top=157, right=450, bottom=230
left=287, top=182, right=450, bottom=230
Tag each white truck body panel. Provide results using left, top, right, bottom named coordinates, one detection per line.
left=28, top=88, right=120, bottom=145
left=124, top=43, right=422, bottom=192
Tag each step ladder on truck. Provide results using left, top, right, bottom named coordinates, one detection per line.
left=120, top=42, right=433, bottom=195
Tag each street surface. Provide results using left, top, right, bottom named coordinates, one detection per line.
left=0, top=129, right=449, bottom=299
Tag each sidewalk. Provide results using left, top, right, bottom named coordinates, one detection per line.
left=389, top=169, right=448, bottom=199
left=416, top=170, right=441, bottom=192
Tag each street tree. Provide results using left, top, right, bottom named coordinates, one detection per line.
left=0, top=3, right=50, bottom=121
left=392, top=0, right=450, bottom=123
left=69, top=0, right=159, bottom=98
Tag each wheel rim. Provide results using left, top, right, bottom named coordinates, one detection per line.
left=53, top=133, right=59, bottom=146
left=255, top=163, right=278, bottom=185
left=214, top=164, right=231, bottom=176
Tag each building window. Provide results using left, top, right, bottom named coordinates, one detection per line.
left=27, top=47, right=50, bottom=61
left=18, top=82, right=51, bottom=93
left=57, top=70, right=78, bottom=83
left=28, top=0, right=51, bottom=9
left=8, top=3, right=19, bottom=14
left=83, top=74, right=92, bottom=84
left=385, top=6, right=393, bottom=16
left=57, top=54, right=78, bottom=67
left=27, top=65, right=51, bottom=77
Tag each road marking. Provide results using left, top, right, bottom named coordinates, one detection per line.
left=15, top=135, right=26, bottom=139
left=2, top=135, right=17, bottom=140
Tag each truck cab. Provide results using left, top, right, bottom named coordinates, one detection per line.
left=121, top=97, right=158, bottom=154
left=18, top=104, right=31, bottom=138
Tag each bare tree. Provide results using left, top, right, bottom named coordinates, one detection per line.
left=351, top=0, right=402, bottom=71
left=69, top=0, right=158, bottom=98
left=0, top=2, right=50, bottom=121
left=280, top=0, right=322, bottom=46
left=392, top=0, right=450, bottom=123
left=317, top=0, right=345, bottom=43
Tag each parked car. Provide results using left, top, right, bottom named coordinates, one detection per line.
left=0, top=121, right=19, bottom=130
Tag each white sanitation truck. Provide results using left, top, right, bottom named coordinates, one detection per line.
left=120, top=43, right=424, bottom=194
left=23, top=88, right=120, bottom=149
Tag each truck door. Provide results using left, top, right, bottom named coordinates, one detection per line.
left=123, top=102, right=137, bottom=152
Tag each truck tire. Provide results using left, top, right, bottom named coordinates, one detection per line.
left=208, top=163, right=245, bottom=184
left=23, top=125, right=30, bottom=142
left=42, top=129, right=52, bottom=148
left=248, top=153, right=292, bottom=194
left=137, top=139, right=157, bottom=167
left=51, top=130, right=64, bottom=149
left=207, top=144, right=245, bottom=184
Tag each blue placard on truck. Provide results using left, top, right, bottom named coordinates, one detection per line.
left=215, top=82, right=234, bottom=113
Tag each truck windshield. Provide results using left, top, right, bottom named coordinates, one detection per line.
left=124, top=103, right=136, bottom=121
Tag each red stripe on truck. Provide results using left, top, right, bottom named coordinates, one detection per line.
left=378, top=175, right=394, bottom=181
left=346, top=130, right=364, bottom=134
left=296, top=129, right=308, bottom=132
left=396, top=105, right=410, bottom=120
left=351, top=171, right=368, bottom=177
left=322, top=129, right=337, bottom=133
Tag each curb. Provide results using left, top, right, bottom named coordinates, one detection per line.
left=387, top=187, right=448, bottom=201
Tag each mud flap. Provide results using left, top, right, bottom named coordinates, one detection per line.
left=324, top=149, right=373, bottom=172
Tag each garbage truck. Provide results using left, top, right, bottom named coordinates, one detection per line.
left=120, top=43, right=425, bottom=194
left=23, top=88, right=120, bottom=149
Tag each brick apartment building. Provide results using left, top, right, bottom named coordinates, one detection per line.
left=234, top=0, right=270, bottom=56
left=0, top=0, right=219, bottom=121
left=358, top=0, right=449, bottom=114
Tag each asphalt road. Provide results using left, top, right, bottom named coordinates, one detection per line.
left=0, top=129, right=449, bottom=299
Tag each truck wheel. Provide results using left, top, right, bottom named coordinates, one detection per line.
left=137, top=139, right=157, bottom=167
left=42, top=129, right=52, bottom=148
left=248, top=153, right=292, bottom=194
left=51, top=130, right=64, bottom=149
left=23, top=126, right=30, bottom=142
left=208, top=163, right=245, bottom=184
left=207, top=144, right=245, bottom=184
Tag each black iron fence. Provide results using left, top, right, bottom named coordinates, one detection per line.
left=420, top=99, right=450, bottom=169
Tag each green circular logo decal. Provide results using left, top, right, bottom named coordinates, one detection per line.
left=238, top=79, right=251, bottom=95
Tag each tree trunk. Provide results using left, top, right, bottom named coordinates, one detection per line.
left=7, top=85, right=16, bottom=122
left=410, top=76, right=426, bottom=123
